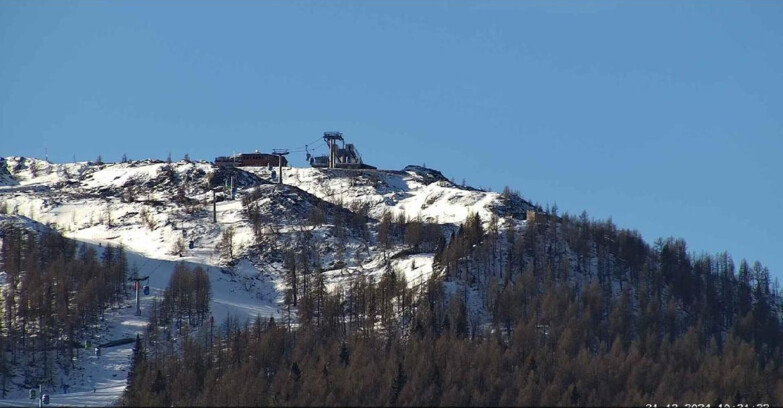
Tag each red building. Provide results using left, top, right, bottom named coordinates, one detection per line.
left=215, top=152, right=286, bottom=167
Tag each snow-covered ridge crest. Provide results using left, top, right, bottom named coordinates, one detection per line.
left=2, top=156, right=255, bottom=193
left=3, top=156, right=535, bottom=230
left=243, top=164, right=535, bottom=228
left=0, top=156, right=536, bottom=287
left=2, top=157, right=230, bottom=259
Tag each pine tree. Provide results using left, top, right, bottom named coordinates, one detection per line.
left=389, top=361, right=406, bottom=404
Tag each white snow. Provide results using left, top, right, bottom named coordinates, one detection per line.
left=0, top=157, right=533, bottom=406
left=243, top=165, right=516, bottom=228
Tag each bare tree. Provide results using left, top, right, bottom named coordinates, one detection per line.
left=215, top=226, right=236, bottom=260
left=105, top=201, right=113, bottom=228
left=171, top=237, right=187, bottom=257
left=139, top=207, right=156, bottom=230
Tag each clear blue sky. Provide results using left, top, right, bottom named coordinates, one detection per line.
left=2, top=1, right=782, bottom=281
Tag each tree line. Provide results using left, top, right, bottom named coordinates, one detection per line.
left=0, top=223, right=127, bottom=396
left=122, top=207, right=783, bottom=406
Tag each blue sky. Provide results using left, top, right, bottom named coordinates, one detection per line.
left=2, top=1, right=782, bottom=281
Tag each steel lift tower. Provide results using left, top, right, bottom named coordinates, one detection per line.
left=129, top=275, right=150, bottom=316
left=322, top=132, right=344, bottom=169
left=272, top=149, right=289, bottom=184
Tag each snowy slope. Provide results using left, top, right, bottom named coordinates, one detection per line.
left=0, top=157, right=286, bottom=316
left=0, top=215, right=282, bottom=406
left=1, top=157, right=534, bottom=297
left=0, top=159, right=282, bottom=405
left=244, top=164, right=534, bottom=228
left=0, top=157, right=537, bottom=406
left=1, top=157, right=535, bottom=307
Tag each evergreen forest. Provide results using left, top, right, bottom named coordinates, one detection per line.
left=120, top=210, right=783, bottom=406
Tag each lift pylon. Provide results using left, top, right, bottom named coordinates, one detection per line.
left=271, top=149, right=290, bottom=184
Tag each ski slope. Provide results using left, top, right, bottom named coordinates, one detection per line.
left=0, top=157, right=535, bottom=406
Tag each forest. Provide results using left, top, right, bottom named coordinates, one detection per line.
left=121, top=205, right=783, bottom=406
left=0, top=223, right=128, bottom=397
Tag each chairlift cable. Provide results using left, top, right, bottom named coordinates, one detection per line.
left=287, top=137, right=323, bottom=152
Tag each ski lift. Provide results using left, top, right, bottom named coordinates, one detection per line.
left=95, top=347, right=101, bottom=357
left=270, top=170, right=277, bottom=181
left=143, top=285, right=150, bottom=296
left=42, top=394, right=49, bottom=405
left=29, top=389, right=36, bottom=399
left=189, top=240, right=194, bottom=249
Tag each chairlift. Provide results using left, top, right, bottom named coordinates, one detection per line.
left=42, top=394, right=49, bottom=405
left=29, top=389, right=36, bottom=399
left=95, top=347, right=101, bottom=357
left=143, top=285, right=150, bottom=296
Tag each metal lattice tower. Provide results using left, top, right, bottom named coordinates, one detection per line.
left=322, top=132, right=344, bottom=168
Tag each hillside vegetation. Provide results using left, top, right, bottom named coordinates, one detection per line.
left=0, top=216, right=128, bottom=396
left=2, top=156, right=781, bottom=406
left=122, top=211, right=783, bottom=406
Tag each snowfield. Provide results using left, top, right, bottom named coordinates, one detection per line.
left=0, top=156, right=534, bottom=406
left=245, top=164, right=528, bottom=227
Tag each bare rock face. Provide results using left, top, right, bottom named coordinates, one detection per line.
left=402, top=165, right=449, bottom=185
left=0, top=158, right=18, bottom=186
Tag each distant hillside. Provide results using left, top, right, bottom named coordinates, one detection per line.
left=2, top=156, right=781, bottom=406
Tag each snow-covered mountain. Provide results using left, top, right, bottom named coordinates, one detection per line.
left=1, top=156, right=534, bottom=283
left=251, top=164, right=532, bottom=226
left=0, top=156, right=535, bottom=405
